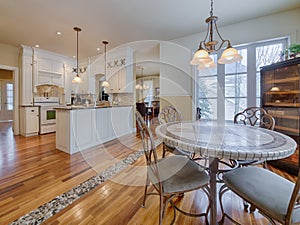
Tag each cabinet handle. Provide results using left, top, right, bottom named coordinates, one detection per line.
left=31, top=110, right=35, bottom=112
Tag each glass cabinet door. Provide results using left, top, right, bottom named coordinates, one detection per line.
left=262, top=64, right=300, bottom=107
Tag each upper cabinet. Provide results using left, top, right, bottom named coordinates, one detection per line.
left=19, top=45, right=76, bottom=105
left=89, top=47, right=134, bottom=94
left=35, top=58, right=65, bottom=87
left=106, top=47, right=134, bottom=93
left=32, top=48, right=68, bottom=87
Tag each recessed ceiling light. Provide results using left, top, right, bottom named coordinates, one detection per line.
left=97, top=47, right=100, bottom=51
left=57, top=31, right=62, bottom=35
left=73, top=55, right=76, bottom=58
left=35, top=45, right=39, bottom=48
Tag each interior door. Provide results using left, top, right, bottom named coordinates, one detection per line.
left=0, top=81, right=13, bottom=121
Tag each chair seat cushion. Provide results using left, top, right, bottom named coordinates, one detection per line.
left=149, top=155, right=209, bottom=194
left=223, top=166, right=300, bottom=223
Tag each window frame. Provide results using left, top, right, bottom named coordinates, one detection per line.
left=195, top=37, right=288, bottom=122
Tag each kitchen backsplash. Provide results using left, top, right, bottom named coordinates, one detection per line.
left=112, top=93, right=133, bottom=105
left=35, top=85, right=65, bottom=103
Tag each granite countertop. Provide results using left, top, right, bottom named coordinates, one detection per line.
left=54, top=105, right=133, bottom=110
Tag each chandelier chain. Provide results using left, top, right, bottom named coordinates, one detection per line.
left=210, top=0, right=213, bottom=17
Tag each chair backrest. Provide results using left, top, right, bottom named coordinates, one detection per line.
left=158, top=106, right=182, bottom=124
left=135, top=111, right=161, bottom=185
left=234, top=107, right=275, bottom=130
left=136, top=102, right=146, bottom=116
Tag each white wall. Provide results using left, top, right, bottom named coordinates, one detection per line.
left=172, top=8, right=300, bottom=51
left=159, top=41, right=194, bottom=119
left=160, top=41, right=193, bottom=97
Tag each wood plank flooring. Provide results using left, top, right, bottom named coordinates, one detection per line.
left=0, top=121, right=296, bottom=225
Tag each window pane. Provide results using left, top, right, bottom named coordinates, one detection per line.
left=143, top=80, right=153, bottom=102
left=6, top=83, right=13, bottom=110
left=225, top=49, right=247, bottom=74
left=198, top=76, right=218, bottom=98
left=256, top=43, right=284, bottom=69
left=198, top=98, right=217, bottom=120
left=225, top=97, right=247, bottom=121
left=225, top=74, right=247, bottom=98
left=256, top=72, right=260, bottom=98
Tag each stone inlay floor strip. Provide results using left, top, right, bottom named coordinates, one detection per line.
left=10, top=141, right=160, bottom=225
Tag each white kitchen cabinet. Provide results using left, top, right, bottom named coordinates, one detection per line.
left=111, top=106, right=133, bottom=137
left=95, top=107, right=114, bottom=141
left=35, top=58, right=64, bottom=87
left=20, top=106, right=39, bottom=137
left=56, top=106, right=133, bottom=154
left=19, top=46, right=33, bottom=105
left=106, top=66, right=133, bottom=93
left=98, top=47, right=133, bottom=94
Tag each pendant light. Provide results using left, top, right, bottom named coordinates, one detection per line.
left=101, top=41, right=110, bottom=87
left=72, top=27, right=83, bottom=83
left=191, top=0, right=242, bottom=69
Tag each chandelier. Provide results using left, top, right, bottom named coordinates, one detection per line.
left=190, top=0, right=242, bottom=70
left=72, top=27, right=83, bottom=83
left=135, top=67, right=149, bottom=90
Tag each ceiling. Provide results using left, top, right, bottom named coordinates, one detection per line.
left=1, top=0, right=300, bottom=75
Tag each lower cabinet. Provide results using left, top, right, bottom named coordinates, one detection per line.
left=20, top=106, right=39, bottom=137
left=56, top=106, right=133, bottom=154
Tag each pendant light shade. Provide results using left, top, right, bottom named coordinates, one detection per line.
left=72, top=27, right=83, bottom=83
left=191, top=0, right=242, bottom=70
left=101, top=80, right=110, bottom=87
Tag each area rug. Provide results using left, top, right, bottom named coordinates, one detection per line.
left=9, top=140, right=161, bottom=225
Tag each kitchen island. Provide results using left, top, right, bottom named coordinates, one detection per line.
left=55, top=105, right=133, bottom=154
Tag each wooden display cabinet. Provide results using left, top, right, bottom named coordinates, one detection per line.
left=261, top=58, right=300, bottom=175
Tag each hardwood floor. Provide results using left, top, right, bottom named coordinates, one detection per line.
left=0, top=121, right=296, bottom=225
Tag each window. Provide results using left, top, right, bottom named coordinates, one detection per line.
left=225, top=48, right=248, bottom=120
left=143, top=79, right=154, bottom=102
left=136, top=78, right=154, bottom=102
left=196, top=38, right=288, bottom=122
left=196, top=54, right=218, bottom=119
left=6, top=83, right=13, bottom=110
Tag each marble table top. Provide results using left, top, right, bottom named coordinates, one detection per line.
left=155, top=120, right=297, bottom=161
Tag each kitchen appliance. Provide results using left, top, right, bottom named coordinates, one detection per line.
left=33, top=97, right=60, bottom=134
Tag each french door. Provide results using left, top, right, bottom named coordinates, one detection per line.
left=0, top=81, right=13, bottom=121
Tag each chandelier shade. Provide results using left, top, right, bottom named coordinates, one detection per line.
left=101, top=80, right=110, bottom=87
left=72, top=27, right=83, bottom=83
left=191, top=0, right=242, bottom=70
left=218, top=47, right=243, bottom=64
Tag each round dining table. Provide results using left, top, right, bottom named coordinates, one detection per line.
left=155, top=120, right=297, bottom=225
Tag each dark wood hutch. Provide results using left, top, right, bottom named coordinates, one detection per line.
left=261, top=57, right=300, bottom=175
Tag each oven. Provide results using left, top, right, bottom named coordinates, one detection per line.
left=34, top=97, right=60, bottom=134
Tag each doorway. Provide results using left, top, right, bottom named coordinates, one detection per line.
left=0, top=66, right=19, bottom=135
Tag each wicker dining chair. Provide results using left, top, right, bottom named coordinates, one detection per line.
left=136, top=111, right=211, bottom=225
left=219, top=166, right=300, bottom=225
